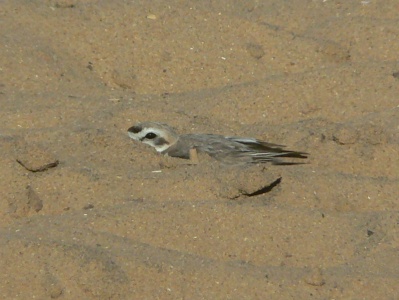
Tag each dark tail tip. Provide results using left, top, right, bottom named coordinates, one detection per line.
left=277, top=151, right=308, bottom=159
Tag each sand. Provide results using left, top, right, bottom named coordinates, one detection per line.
left=1, top=0, right=398, bottom=299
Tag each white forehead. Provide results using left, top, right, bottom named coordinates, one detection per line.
left=128, top=127, right=168, bottom=141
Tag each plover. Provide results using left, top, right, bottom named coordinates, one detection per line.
left=127, top=121, right=308, bottom=166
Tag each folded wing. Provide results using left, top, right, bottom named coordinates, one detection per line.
left=226, top=137, right=308, bottom=165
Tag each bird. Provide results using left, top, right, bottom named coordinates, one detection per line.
left=127, top=121, right=308, bottom=166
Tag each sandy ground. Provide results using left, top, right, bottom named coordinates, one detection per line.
left=1, top=0, right=399, bottom=299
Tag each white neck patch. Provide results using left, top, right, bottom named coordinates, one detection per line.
left=152, top=143, right=171, bottom=153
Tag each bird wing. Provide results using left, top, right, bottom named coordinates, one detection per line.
left=181, top=134, right=308, bottom=165
left=226, top=137, right=286, bottom=150
left=226, top=136, right=308, bottom=162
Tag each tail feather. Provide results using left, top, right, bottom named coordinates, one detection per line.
left=273, top=151, right=308, bottom=159
left=271, top=160, right=308, bottom=165
left=250, top=150, right=308, bottom=165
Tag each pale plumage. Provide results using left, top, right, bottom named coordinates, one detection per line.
left=127, top=122, right=308, bottom=166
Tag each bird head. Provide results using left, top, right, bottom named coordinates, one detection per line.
left=127, top=122, right=179, bottom=153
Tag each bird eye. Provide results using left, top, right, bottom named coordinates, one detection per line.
left=145, top=132, right=157, bottom=139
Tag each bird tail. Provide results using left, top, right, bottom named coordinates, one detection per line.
left=250, top=150, right=308, bottom=165
left=271, top=150, right=308, bottom=165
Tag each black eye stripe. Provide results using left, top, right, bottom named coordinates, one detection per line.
left=128, top=126, right=142, bottom=134
left=154, top=137, right=169, bottom=146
